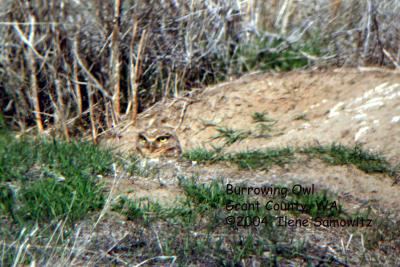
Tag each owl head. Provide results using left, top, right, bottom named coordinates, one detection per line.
left=135, top=128, right=182, bottom=159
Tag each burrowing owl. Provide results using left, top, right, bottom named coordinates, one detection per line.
left=135, top=128, right=182, bottom=158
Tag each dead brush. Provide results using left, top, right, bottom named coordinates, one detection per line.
left=1, top=0, right=400, bottom=137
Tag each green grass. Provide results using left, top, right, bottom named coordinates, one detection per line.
left=180, top=177, right=240, bottom=209
left=183, top=147, right=295, bottom=170
left=182, top=148, right=220, bottom=162
left=212, top=126, right=251, bottom=146
left=300, top=143, right=397, bottom=176
left=112, top=178, right=364, bottom=265
left=113, top=196, right=165, bottom=224
left=184, top=143, right=398, bottom=177
left=1, top=130, right=396, bottom=265
left=286, top=189, right=344, bottom=219
left=251, top=112, right=278, bottom=138
left=0, top=131, right=116, bottom=266
left=251, top=112, right=276, bottom=123
left=227, top=148, right=295, bottom=170
left=234, top=37, right=316, bottom=72
left=0, top=132, right=113, bottom=224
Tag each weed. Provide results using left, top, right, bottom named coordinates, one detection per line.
left=255, top=122, right=277, bottom=137
left=183, top=148, right=221, bottom=162
left=227, top=148, right=295, bottom=170
left=251, top=112, right=278, bottom=137
left=252, top=112, right=276, bottom=123
left=184, top=147, right=295, bottom=171
left=300, top=143, right=396, bottom=177
left=113, top=196, right=163, bottom=224
left=293, top=113, right=309, bottom=121
left=212, top=126, right=251, bottom=146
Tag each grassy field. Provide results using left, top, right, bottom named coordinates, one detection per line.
left=1, top=128, right=399, bottom=266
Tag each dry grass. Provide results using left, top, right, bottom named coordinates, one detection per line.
left=0, top=0, right=399, bottom=137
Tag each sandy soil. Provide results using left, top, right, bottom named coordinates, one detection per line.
left=106, top=68, right=400, bottom=213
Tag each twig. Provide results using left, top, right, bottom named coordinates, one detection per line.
left=383, top=49, right=400, bottom=69
left=133, top=256, right=177, bottom=267
left=73, top=42, right=111, bottom=99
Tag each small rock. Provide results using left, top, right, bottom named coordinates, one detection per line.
left=354, top=126, right=369, bottom=141
left=391, top=116, right=400, bottom=124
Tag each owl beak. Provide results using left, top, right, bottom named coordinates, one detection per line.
left=149, top=143, right=157, bottom=152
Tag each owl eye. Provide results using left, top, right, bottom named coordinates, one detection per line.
left=138, top=134, right=147, bottom=143
left=157, top=135, right=170, bottom=143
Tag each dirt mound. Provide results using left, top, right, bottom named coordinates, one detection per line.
left=105, top=68, right=400, bottom=213
left=115, top=68, right=400, bottom=160
left=183, top=69, right=400, bottom=160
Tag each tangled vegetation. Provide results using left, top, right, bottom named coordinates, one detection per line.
left=1, top=0, right=400, bottom=139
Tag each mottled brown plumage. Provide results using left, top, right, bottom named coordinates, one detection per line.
left=135, top=128, right=182, bottom=158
